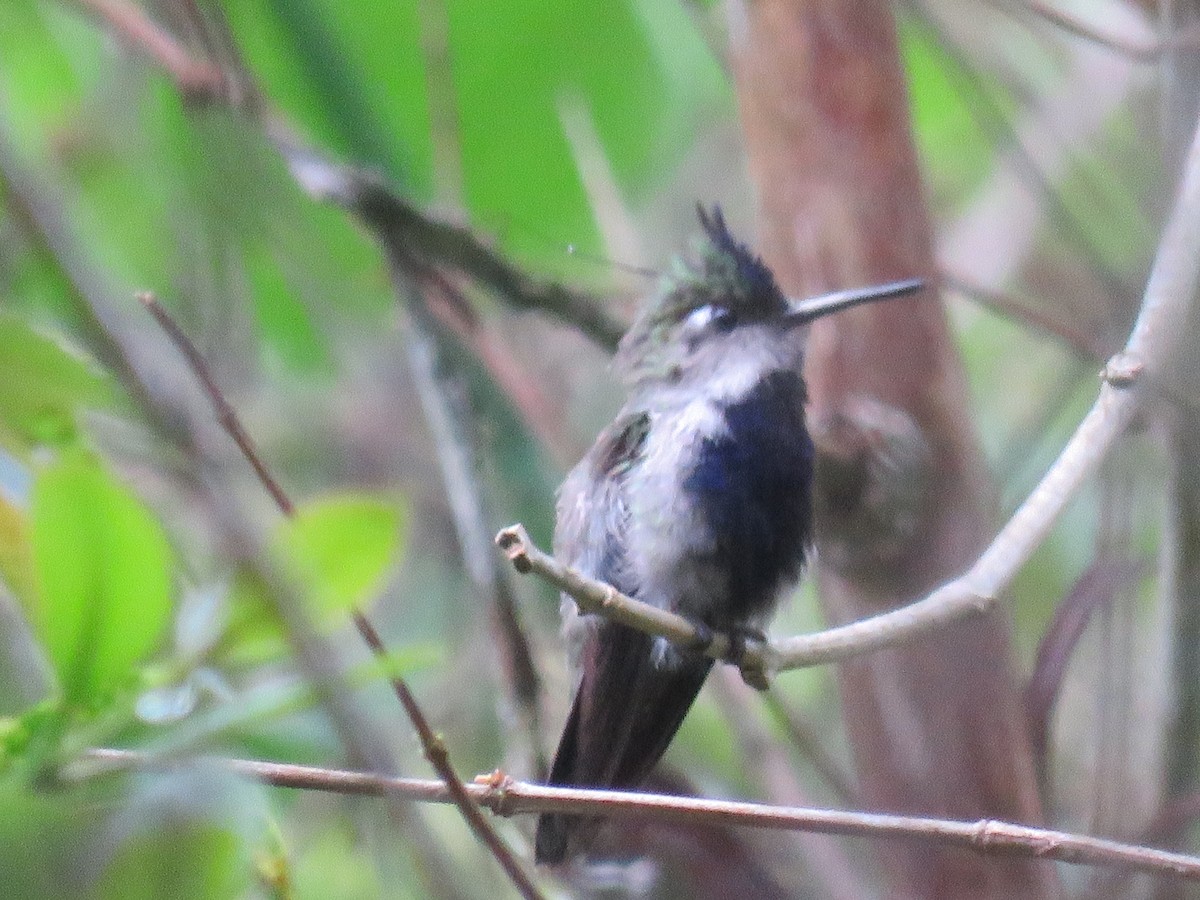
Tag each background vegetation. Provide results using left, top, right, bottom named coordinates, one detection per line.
left=0, top=0, right=1195, bottom=897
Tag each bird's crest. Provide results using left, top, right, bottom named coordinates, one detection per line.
left=651, top=205, right=787, bottom=324
left=616, top=206, right=790, bottom=382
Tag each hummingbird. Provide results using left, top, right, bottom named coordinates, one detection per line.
left=534, top=206, right=921, bottom=864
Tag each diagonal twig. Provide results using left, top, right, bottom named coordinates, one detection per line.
left=138, top=293, right=543, bottom=899
left=394, top=272, right=547, bottom=777
left=500, top=106, right=1200, bottom=674
left=1024, top=556, right=1144, bottom=764
left=0, top=115, right=472, bottom=897
left=137, top=292, right=295, bottom=515
left=1014, top=0, right=1200, bottom=62
left=63, top=0, right=625, bottom=350
left=70, top=0, right=227, bottom=101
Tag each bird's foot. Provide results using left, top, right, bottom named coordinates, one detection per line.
left=725, top=625, right=770, bottom=691
left=686, top=622, right=716, bottom=654
left=687, top=622, right=770, bottom=690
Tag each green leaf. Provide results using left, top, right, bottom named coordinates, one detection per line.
left=0, top=773, right=85, bottom=899
left=0, top=315, right=114, bottom=452
left=28, top=453, right=174, bottom=706
left=447, top=0, right=727, bottom=266
left=292, top=827, right=382, bottom=900
left=223, top=0, right=433, bottom=196
left=277, top=493, right=407, bottom=620
left=98, top=822, right=245, bottom=900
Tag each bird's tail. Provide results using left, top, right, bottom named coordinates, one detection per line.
left=534, top=622, right=712, bottom=864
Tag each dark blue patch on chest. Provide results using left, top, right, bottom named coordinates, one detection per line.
left=683, top=370, right=814, bottom=621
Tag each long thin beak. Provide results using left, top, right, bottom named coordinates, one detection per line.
left=782, top=278, right=925, bottom=328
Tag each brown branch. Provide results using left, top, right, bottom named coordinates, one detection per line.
left=72, top=0, right=554, bottom=808
left=138, top=291, right=543, bottom=899
left=112, top=0, right=554, bottom=777
left=278, top=142, right=625, bottom=350
left=496, top=524, right=764, bottom=684
left=391, top=268, right=547, bottom=777
left=137, top=292, right=295, bottom=515
left=58, top=0, right=594, bottom=781
left=499, top=102, right=1200, bottom=676
left=0, top=109, right=477, bottom=893
left=62, top=0, right=624, bottom=350
left=70, top=0, right=226, bottom=101
left=1084, top=792, right=1200, bottom=898
left=82, top=748, right=1200, bottom=883
left=1024, top=557, right=1144, bottom=765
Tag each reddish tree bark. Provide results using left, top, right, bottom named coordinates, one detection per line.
left=727, top=3, right=1057, bottom=897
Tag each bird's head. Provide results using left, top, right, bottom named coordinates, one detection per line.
left=616, top=206, right=922, bottom=396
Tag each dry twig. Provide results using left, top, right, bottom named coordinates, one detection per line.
left=138, top=292, right=543, bottom=899
left=498, top=106, right=1200, bottom=677
left=82, top=748, right=1200, bottom=884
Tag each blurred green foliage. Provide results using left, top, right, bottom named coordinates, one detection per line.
left=29, top=451, right=174, bottom=706
left=0, top=0, right=1168, bottom=898
left=0, top=315, right=115, bottom=449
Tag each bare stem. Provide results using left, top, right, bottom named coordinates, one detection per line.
left=137, top=292, right=295, bottom=515
left=496, top=524, right=757, bottom=674
left=1015, top=0, right=1200, bottom=62
left=82, top=748, right=1200, bottom=883
left=500, top=107, right=1200, bottom=676
left=70, top=0, right=226, bottom=100
left=139, top=292, right=543, bottom=899
left=62, top=0, right=623, bottom=349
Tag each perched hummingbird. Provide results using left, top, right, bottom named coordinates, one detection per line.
left=535, top=206, right=921, bottom=864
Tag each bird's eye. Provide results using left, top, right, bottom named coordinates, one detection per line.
left=711, top=306, right=737, bottom=332
left=683, top=304, right=736, bottom=334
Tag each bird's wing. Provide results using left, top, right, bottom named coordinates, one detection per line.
left=537, top=409, right=712, bottom=864
left=553, top=409, right=650, bottom=590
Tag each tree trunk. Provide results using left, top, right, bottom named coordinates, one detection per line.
left=727, top=3, right=1057, bottom=896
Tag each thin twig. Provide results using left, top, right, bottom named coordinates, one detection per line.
left=137, top=292, right=295, bottom=515
left=1015, top=0, right=1200, bottom=62
left=0, top=109, right=473, bottom=894
left=68, top=2, right=546, bottom=884
left=1024, top=557, right=1143, bottom=764
left=104, top=0, right=552, bottom=774
left=497, top=523, right=769, bottom=678
left=81, top=748, right=1200, bottom=883
left=1084, top=792, right=1200, bottom=898
left=139, top=292, right=543, bottom=899
left=395, top=270, right=547, bottom=776
left=70, top=0, right=226, bottom=101
left=62, top=0, right=625, bottom=350
left=278, top=140, right=626, bottom=350
left=499, top=109, right=1200, bottom=675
